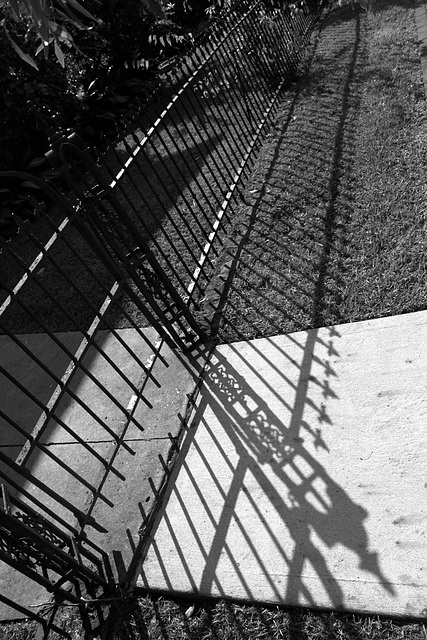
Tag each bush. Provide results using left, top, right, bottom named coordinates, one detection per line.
left=0, top=14, right=78, bottom=170
left=0, top=0, right=277, bottom=237
left=0, top=0, right=196, bottom=158
left=167, top=0, right=212, bottom=27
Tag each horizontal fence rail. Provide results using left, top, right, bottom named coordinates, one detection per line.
left=0, top=0, right=323, bottom=633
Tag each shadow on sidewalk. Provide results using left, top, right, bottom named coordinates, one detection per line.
left=137, top=5, right=398, bottom=617
left=139, top=321, right=395, bottom=611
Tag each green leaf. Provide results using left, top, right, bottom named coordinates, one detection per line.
left=27, top=0, right=51, bottom=43
left=21, top=180, right=40, bottom=189
left=35, top=40, right=46, bottom=55
left=54, top=7, right=90, bottom=30
left=3, top=25, right=39, bottom=69
left=47, top=19, right=73, bottom=43
left=26, top=156, right=47, bottom=169
left=140, top=0, right=166, bottom=19
left=64, top=0, right=101, bottom=22
left=7, top=0, right=21, bottom=18
left=54, top=38, right=65, bottom=66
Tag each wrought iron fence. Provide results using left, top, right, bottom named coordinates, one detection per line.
left=0, top=175, right=172, bottom=633
left=0, top=0, right=323, bottom=634
left=47, top=0, right=322, bottom=325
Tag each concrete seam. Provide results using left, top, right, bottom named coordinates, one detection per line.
left=124, top=342, right=217, bottom=587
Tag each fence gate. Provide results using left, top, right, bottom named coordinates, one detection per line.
left=0, top=169, right=194, bottom=636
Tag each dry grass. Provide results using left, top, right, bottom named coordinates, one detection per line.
left=9, top=594, right=422, bottom=640
left=5, top=595, right=424, bottom=639
left=106, top=595, right=427, bottom=639
left=112, top=596, right=427, bottom=639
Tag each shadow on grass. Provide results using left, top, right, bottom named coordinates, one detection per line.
left=129, top=6, right=400, bottom=639
left=93, top=3, right=426, bottom=637
left=200, top=4, right=365, bottom=342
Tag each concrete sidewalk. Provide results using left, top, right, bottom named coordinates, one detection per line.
left=138, top=311, right=427, bottom=618
left=0, top=328, right=201, bottom=620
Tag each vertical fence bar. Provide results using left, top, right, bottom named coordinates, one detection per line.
left=0, top=0, right=323, bottom=620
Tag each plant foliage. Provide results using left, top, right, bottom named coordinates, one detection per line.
left=0, top=0, right=101, bottom=68
left=0, top=0, right=313, bottom=237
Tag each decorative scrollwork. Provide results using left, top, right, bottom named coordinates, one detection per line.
left=0, top=504, right=72, bottom=581
left=0, top=527, right=61, bottom=573
left=14, top=510, right=67, bottom=550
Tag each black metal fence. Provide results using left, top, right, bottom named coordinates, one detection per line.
left=0, top=0, right=322, bottom=634
left=48, top=0, right=321, bottom=324
left=0, top=174, right=171, bottom=634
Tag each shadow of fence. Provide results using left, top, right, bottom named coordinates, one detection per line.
left=203, top=4, right=367, bottom=342
left=136, top=4, right=395, bottom=620
left=0, top=0, right=325, bottom=632
left=138, top=325, right=395, bottom=611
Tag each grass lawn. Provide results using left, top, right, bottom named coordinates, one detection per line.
left=3, top=594, right=427, bottom=639
left=2, top=0, right=427, bottom=638
left=203, top=0, right=427, bottom=343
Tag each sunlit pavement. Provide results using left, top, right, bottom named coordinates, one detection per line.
left=138, top=311, right=427, bottom=617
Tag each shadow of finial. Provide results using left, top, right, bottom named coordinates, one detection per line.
left=359, top=551, right=396, bottom=595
